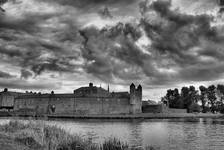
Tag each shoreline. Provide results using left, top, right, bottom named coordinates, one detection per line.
left=0, top=112, right=223, bottom=120
left=47, top=113, right=224, bottom=119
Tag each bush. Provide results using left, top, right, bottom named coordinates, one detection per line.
left=101, top=138, right=128, bottom=150
left=202, top=106, right=210, bottom=113
left=0, top=120, right=30, bottom=132
left=15, top=136, right=42, bottom=149
left=219, top=105, right=224, bottom=114
left=189, top=103, right=201, bottom=113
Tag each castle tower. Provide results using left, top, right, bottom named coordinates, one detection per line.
left=130, top=83, right=136, bottom=105
left=137, top=84, right=142, bottom=100
left=130, top=83, right=142, bottom=114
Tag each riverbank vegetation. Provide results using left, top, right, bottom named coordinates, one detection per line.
left=0, top=120, right=157, bottom=150
left=163, top=84, right=224, bottom=113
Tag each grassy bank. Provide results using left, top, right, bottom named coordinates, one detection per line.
left=0, top=120, right=157, bottom=150
left=1, top=111, right=223, bottom=119
left=47, top=113, right=224, bottom=120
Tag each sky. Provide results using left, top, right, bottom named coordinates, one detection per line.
left=0, top=0, right=224, bottom=101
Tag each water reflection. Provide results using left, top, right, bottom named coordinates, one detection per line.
left=127, top=120, right=143, bottom=147
left=0, top=118, right=224, bottom=150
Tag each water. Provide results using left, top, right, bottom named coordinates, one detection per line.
left=1, top=118, right=224, bottom=150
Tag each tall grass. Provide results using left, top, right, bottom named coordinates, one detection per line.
left=0, top=120, right=159, bottom=150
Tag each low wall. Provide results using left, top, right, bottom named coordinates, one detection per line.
left=168, top=108, right=187, bottom=113
left=142, top=105, right=163, bottom=113
left=142, top=104, right=187, bottom=114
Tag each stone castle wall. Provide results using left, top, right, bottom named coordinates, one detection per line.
left=12, top=83, right=142, bottom=116
left=14, top=95, right=132, bottom=115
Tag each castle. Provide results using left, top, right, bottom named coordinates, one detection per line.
left=3, top=83, right=142, bottom=116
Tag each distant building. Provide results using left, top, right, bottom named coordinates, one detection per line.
left=142, top=100, right=157, bottom=106
left=0, top=88, right=23, bottom=111
left=13, top=83, right=142, bottom=116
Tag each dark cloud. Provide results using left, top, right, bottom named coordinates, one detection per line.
left=0, top=71, right=14, bottom=78
left=141, top=0, right=217, bottom=56
left=79, top=22, right=144, bottom=82
left=20, top=69, right=32, bottom=79
left=39, top=0, right=139, bottom=20
left=0, top=10, right=60, bottom=33
left=0, top=78, right=61, bottom=90
left=1, top=0, right=224, bottom=98
left=138, top=0, right=224, bottom=83
left=30, top=57, right=77, bottom=75
left=41, top=0, right=137, bottom=8
left=77, top=0, right=224, bottom=87
left=0, top=0, right=83, bottom=76
left=0, top=7, right=5, bottom=12
left=179, top=63, right=224, bottom=82
left=98, top=7, right=113, bottom=19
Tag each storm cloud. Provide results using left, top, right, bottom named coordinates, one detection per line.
left=139, top=0, right=224, bottom=83
left=78, top=0, right=224, bottom=86
left=0, top=0, right=224, bottom=100
left=0, top=71, right=14, bottom=78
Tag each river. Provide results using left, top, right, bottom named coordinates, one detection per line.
left=0, top=118, right=224, bottom=150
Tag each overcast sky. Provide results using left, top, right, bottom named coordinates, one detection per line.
left=0, top=0, right=224, bottom=101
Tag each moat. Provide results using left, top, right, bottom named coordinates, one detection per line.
left=1, top=118, right=224, bottom=150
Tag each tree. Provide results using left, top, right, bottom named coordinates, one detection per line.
left=166, top=89, right=175, bottom=108
left=217, top=84, right=224, bottom=104
left=165, top=89, right=182, bottom=109
left=172, top=88, right=182, bottom=108
left=207, top=85, right=217, bottom=113
left=216, top=84, right=224, bottom=112
left=189, top=86, right=199, bottom=103
left=189, top=103, right=201, bottom=113
left=181, top=87, right=190, bottom=109
left=199, top=85, right=207, bottom=113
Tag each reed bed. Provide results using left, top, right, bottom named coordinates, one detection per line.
left=0, top=120, right=158, bottom=150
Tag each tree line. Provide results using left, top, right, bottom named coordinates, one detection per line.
left=162, top=84, right=224, bottom=113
